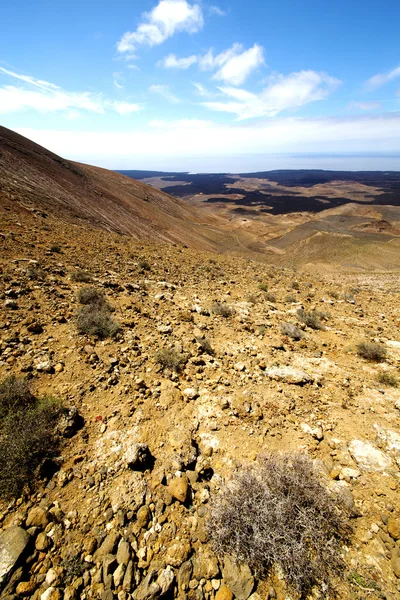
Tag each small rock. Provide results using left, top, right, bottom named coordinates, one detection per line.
left=388, top=518, right=400, bottom=540
left=157, top=567, right=174, bottom=595
left=26, top=507, right=50, bottom=529
left=168, top=475, right=189, bottom=503
left=183, top=387, right=198, bottom=400
left=222, top=556, right=254, bottom=600
left=16, top=580, right=36, bottom=596
left=35, top=532, right=50, bottom=551
left=265, top=366, right=313, bottom=385
left=27, top=322, right=43, bottom=334
left=5, top=299, right=18, bottom=310
left=215, top=585, right=233, bottom=600
left=117, top=540, right=131, bottom=566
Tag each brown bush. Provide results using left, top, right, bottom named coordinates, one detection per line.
left=208, top=453, right=351, bottom=598
left=280, top=322, right=303, bottom=340
left=297, top=308, right=327, bottom=330
left=71, top=269, right=92, bottom=283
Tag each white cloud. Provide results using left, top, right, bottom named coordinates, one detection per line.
left=212, top=44, right=264, bottom=85
left=159, top=43, right=265, bottom=85
left=113, top=72, right=124, bottom=89
left=366, top=65, right=400, bottom=90
left=158, top=53, right=198, bottom=69
left=348, top=101, right=382, bottom=111
left=117, top=0, right=203, bottom=54
left=149, top=84, right=180, bottom=103
left=0, top=68, right=141, bottom=116
left=112, top=101, right=141, bottom=114
left=16, top=113, right=400, bottom=169
left=203, top=71, right=341, bottom=119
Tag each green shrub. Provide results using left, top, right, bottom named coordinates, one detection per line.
left=258, top=282, right=268, bottom=292
left=138, top=259, right=151, bottom=271
left=209, top=453, right=351, bottom=598
left=0, top=377, right=62, bottom=499
left=356, top=341, right=387, bottom=362
left=49, top=244, right=62, bottom=253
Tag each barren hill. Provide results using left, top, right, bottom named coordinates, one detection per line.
left=0, top=126, right=231, bottom=252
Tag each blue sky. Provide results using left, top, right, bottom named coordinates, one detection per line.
left=1, top=0, right=400, bottom=171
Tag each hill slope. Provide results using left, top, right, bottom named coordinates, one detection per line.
left=0, top=126, right=229, bottom=251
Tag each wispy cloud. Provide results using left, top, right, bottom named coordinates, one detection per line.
left=365, top=65, right=400, bottom=90
left=117, top=0, right=203, bottom=54
left=149, top=84, right=180, bottom=103
left=348, top=101, right=382, bottom=111
left=159, top=43, right=265, bottom=85
left=209, top=5, right=226, bottom=17
left=158, top=54, right=198, bottom=69
left=202, top=71, right=341, bottom=119
left=0, top=67, right=141, bottom=116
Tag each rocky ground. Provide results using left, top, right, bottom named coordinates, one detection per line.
left=0, top=207, right=400, bottom=600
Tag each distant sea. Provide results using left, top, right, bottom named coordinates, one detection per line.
left=173, top=154, right=400, bottom=174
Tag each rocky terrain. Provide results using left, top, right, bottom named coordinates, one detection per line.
left=0, top=195, right=400, bottom=600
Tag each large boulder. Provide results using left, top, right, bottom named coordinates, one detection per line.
left=0, top=526, right=30, bottom=588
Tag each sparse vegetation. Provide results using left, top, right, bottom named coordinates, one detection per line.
left=291, top=280, right=300, bottom=290
left=280, top=322, right=303, bottom=340
left=0, top=376, right=62, bottom=499
left=211, top=301, right=232, bottom=318
left=49, top=244, right=62, bottom=253
left=297, top=308, right=326, bottom=330
left=71, top=269, right=92, bottom=283
left=258, top=282, right=269, bottom=292
left=76, top=305, right=120, bottom=339
left=285, top=294, right=297, bottom=303
left=376, top=371, right=398, bottom=387
left=155, top=348, right=187, bottom=371
left=356, top=340, right=387, bottom=362
left=209, top=453, right=351, bottom=598
left=77, top=286, right=106, bottom=306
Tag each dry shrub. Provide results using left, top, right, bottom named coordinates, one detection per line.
left=0, top=376, right=62, bottom=499
left=156, top=348, right=187, bottom=371
left=77, top=286, right=106, bottom=306
left=377, top=371, right=398, bottom=387
left=356, top=341, right=387, bottom=362
left=76, top=306, right=120, bottom=339
left=211, top=302, right=232, bottom=318
left=280, top=322, right=303, bottom=340
left=71, top=269, right=92, bottom=283
left=297, top=308, right=326, bottom=330
left=209, top=453, right=351, bottom=598
left=258, top=282, right=269, bottom=292
left=196, top=336, right=214, bottom=355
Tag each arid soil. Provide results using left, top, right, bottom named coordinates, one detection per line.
left=0, top=199, right=400, bottom=600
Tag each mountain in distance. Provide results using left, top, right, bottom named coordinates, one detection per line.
left=1, top=126, right=400, bottom=270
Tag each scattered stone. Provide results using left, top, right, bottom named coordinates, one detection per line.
left=26, top=507, right=50, bottom=529
left=215, top=586, right=233, bottom=600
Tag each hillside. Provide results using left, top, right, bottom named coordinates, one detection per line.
left=0, top=209, right=400, bottom=599
left=0, top=126, right=232, bottom=252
